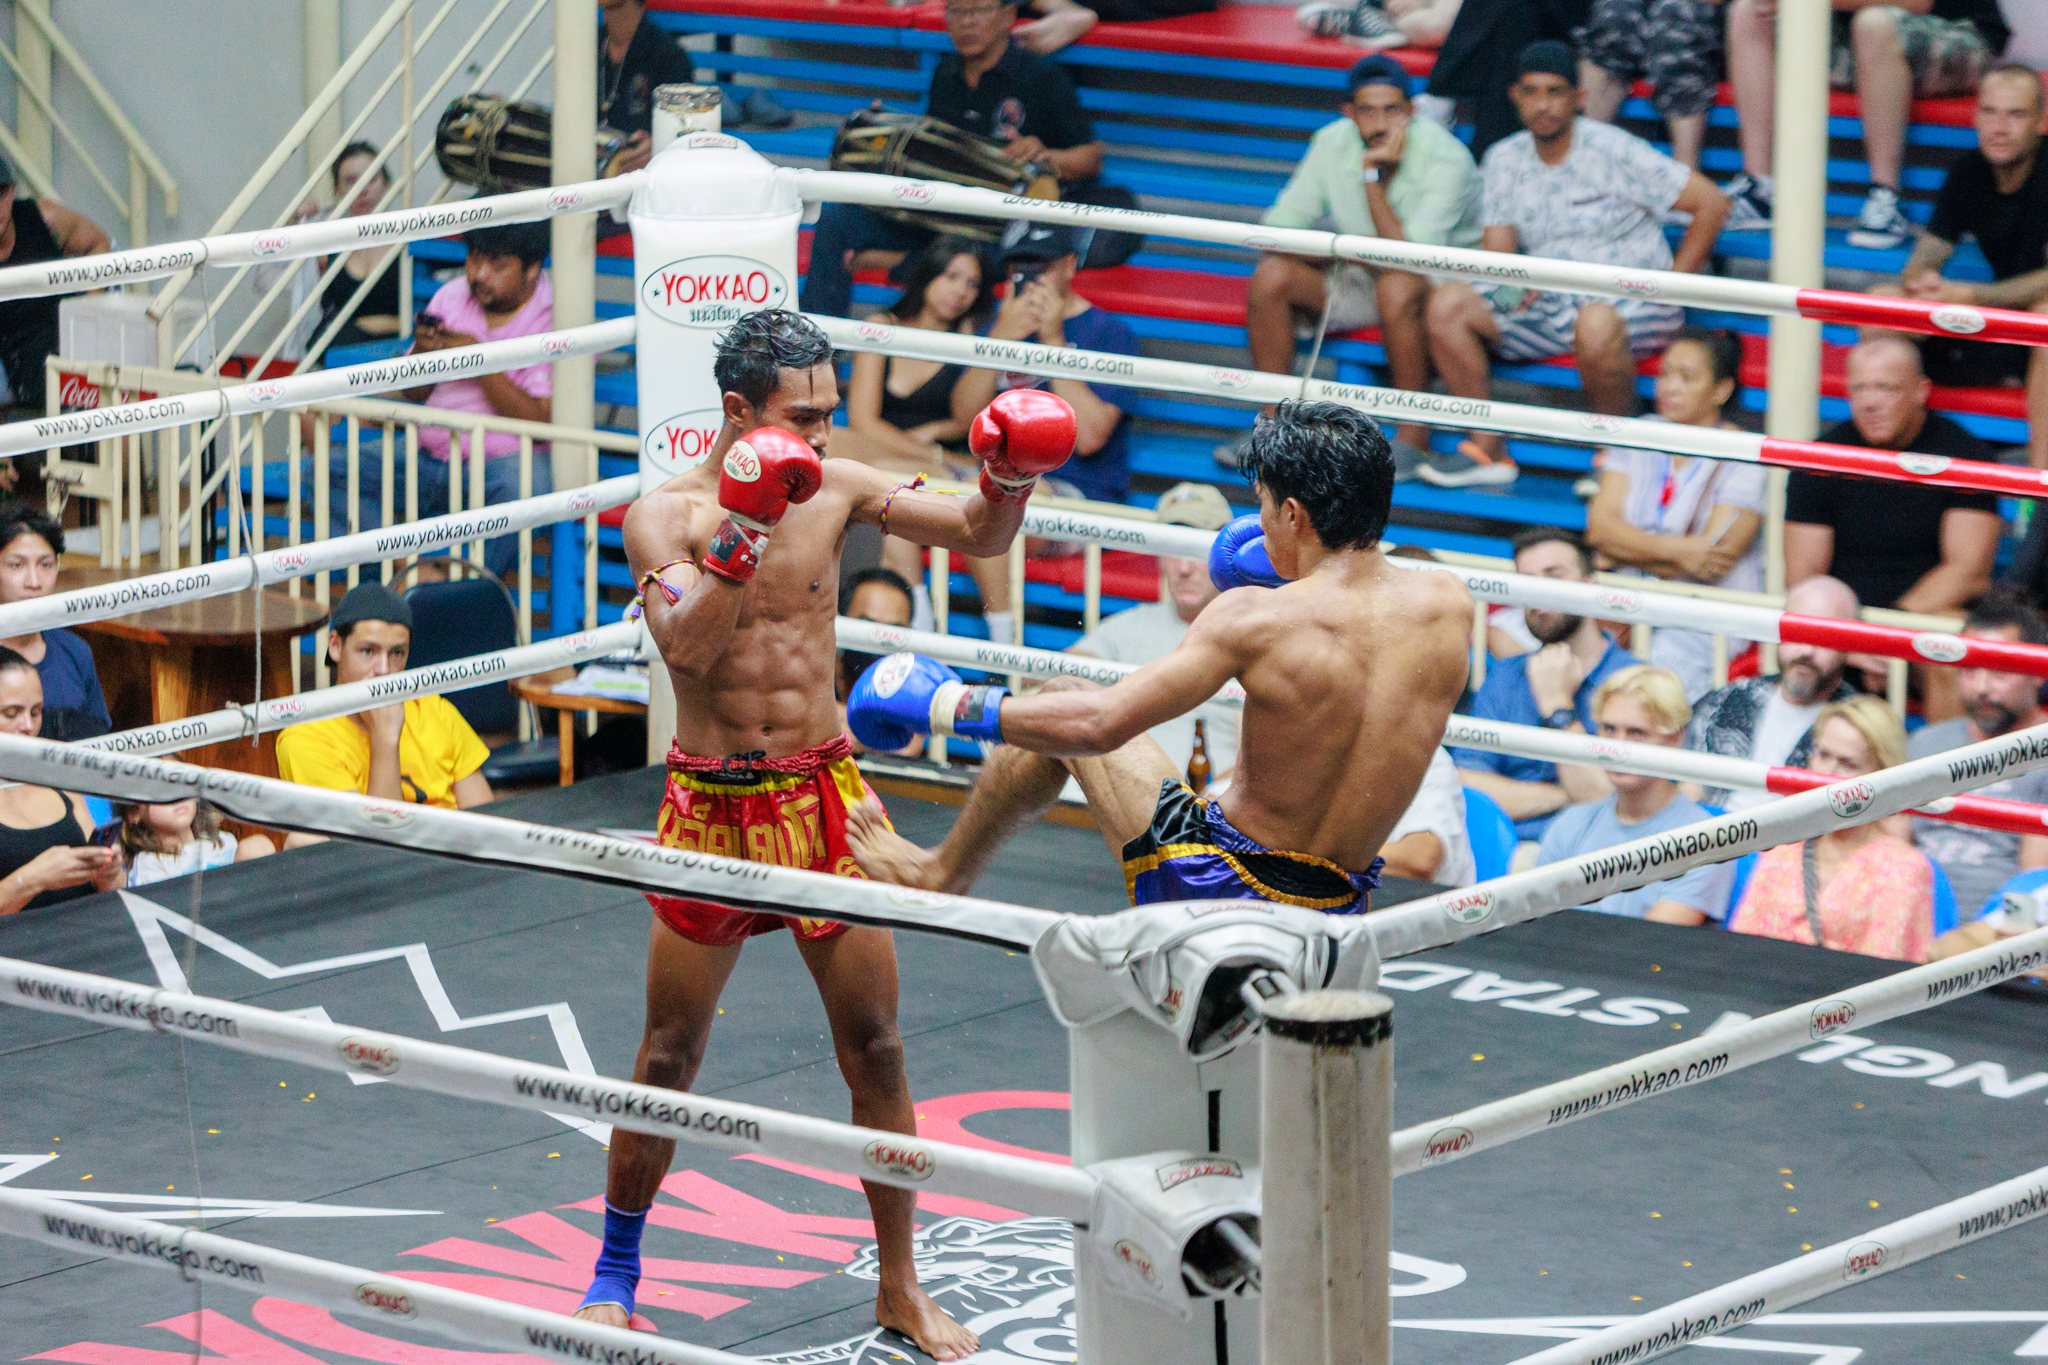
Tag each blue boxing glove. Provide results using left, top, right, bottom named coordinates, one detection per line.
left=1209, top=514, right=1284, bottom=592
left=847, top=653, right=1009, bottom=749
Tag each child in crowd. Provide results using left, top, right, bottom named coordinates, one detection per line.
left=118, top=799, right=275, bottom=887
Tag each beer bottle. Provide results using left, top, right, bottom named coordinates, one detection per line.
left=1187, top=718, right=1211, bottom=795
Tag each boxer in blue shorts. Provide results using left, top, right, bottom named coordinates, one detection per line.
left=844, top=401, right=1472, bottom=912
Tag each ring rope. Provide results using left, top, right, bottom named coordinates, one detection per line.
left=0, top=1186, right=752, bottom=1365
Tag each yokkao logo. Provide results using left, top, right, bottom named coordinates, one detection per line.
left=1809, top=998, right=1857, bottom=1039
left=893, top=183, right=938, bottom=206
left=244, top=381, right=287, bottom=405
left=1911, top=632, right=1969, bottom=664
left=1826, top=778, right=1877, bottom=820
left=1243, top=235, right=1279, bottom=250
left=542, top=334, right=575, bottom=356
left=338, top=1035, right=400, bottom=1076
left=643, top=255, right=789, bottom=329
left=864, top=1139, right=935, bottom=1182
left=1421, top=1126, right=1474, bottom=1166
left=562, top=632, right=598, bottom=652
left=1581, top=414, right=1626, bottom=433
left=1155, top=1156, right=1242, bottom=1191
left=1584, top=739, right=1625, bottom=762
left=266, top=698, right=306, bottom=720
left=855, top=321, right=896, bottom=344
left=567, top=491, right=598, bottom=513
left=886, top=886, right=952, bottom=910
left=269, top=549, right=310, bottom=572
left=1113, top=1238, right=1161, bottom=1288
left=1596, top=588, right=1643, bottom=613
left=870, top=653, right=917, bottom=698
left=643, top=408, right=724, bottom=474
left=1896, top=452, right=1952, bottom=477
left=354, top=1282, right=419, bottom=1319
left=1614, top=275, right=1659, bottom=296
left=1207, top=368, right=1254, bottom=391
left=1930, top=305, right=1987, bottom=335
left=1444, top=889, right=1494, bottom=925
left=251, top=232, right=290, bottom=258
left=723, top=441, right=763, bottom=483
left=1842, top=1240, right=1889, bottom=1280
left=357, top=802, right=415, bottom=829
left=681, top=133, right=741, bottom=151
left=548, top=188, right=584, bottom=211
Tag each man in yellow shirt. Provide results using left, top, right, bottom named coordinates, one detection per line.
left=276, top=583, right=494, bottom=809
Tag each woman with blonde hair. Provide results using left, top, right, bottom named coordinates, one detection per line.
left=1729, top=695, right=1936, bottom=961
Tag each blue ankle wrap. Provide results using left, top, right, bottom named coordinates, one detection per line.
left=578, top=1202, right=648, bottom=1314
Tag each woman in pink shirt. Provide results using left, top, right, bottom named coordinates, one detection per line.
left=1729, top=695, right=1935, bottom=961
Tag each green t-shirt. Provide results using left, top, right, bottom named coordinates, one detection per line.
left=1262, top=114, right=1482, bottom=249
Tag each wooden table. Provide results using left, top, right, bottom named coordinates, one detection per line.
left=63, top=566, right=331, bottom=779
left=512, top=667, right=649, bottom=786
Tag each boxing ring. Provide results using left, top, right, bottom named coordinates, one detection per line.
left=1, top=132, right=2047, bottom=1364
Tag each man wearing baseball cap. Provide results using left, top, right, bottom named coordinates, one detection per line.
left=952, top=219, right=1142, bottom=503
left=1065, top=481, right=1240, bottom=779
left=276, top=583, right=495, bottom=811
left=0, top=152, right=111, bottom=418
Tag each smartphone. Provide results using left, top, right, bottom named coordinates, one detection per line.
left=1008, top=261, right=1047, bottom=295
left=89, top=822, right=123, bottom=849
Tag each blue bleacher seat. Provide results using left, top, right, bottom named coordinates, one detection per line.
left=1462, top=787, right=1515, bottom=884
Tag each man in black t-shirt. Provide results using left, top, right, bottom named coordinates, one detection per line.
left=798, top=0, right=1105, bottom=319
left=1783, top=337, right=2003, bottom=622
left=1883, top=63, right=2048, bottom=465
left=597, top=0, right=785, bottom=179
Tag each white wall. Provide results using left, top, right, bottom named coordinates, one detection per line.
left=0, top=0, right=556, bottom=351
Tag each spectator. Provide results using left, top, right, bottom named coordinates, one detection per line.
left=1722, top=0, right=2011, bottom=247
left=1422, top=41, right=1729, bottom=486
left=117, top=799, right=277, bottom=887
left=798, top=0, right=1105, bottom=321
left=1296, top=0, right=1464, bottom=51
left=1783, top=336, right=2001, bottom=621
left=1068, top=482, right=1241, bottom=777
left=1879, top=63, right=2048, bottom=467
left=0, top=153, right=111, bottom=419
left=1584, top=328, right=1765, bottom=698
left=1423, top=0, right=1590, bottom=158
left=0, top=649, right=120, bottom=913
left=1903, top=590, right=2048, bottom=913
left=277, top=585, right=495, bottom=811
left=372, top=221, right=557, bottom=577
left=1015, top=0, right=1218, bottom=54
left=598, top=0, right=785, bottom=164
left=1216, top=56, right=1481, bottom=473
left=1930, top=865, right=2046, bottom=959
left=837, top=568, right=925, bottom=755
left=1536, top=664, right=1733, bottom=924
left=299, top=142, right=402, bottom=358
left=1378, top=746, right=1477, bottom=885
left=953, top=221, right=1140, bottom=503
left=1683, top=575, right=1865, bottom=811
left=0, top=508, right=110, bottom=741
left=1575, top=0, right=1722, bottom=169
left=1730, top=696, right=1935, bottom=961
left=1450, top=528, right=1632, bottom=839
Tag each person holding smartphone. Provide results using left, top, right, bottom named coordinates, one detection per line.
left=0, top=647, right=121, bottom=914
left=951, top=220, right=1141, bottom=504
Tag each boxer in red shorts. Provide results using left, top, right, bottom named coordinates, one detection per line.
left=574, top=308, right=1073, bottom=1362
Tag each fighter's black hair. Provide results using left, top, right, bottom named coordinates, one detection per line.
left=713, top=309, right=835, bottom=409
left=1238, top=401, right=1392, bottom=551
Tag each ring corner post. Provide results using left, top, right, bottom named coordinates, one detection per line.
left=1260, top=989, right=1394, bottom=1365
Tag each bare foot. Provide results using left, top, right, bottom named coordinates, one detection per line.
left=877, top=1282, right=980, bottom=1361
left=847, top=798, right=957, bottom=892
left=1014, top=7, right=1096, bottom=53
left=573, top=1302, right=631, bottom=1330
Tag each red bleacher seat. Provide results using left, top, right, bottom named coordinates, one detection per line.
left=649, top=0, right=918, bottom=26
left=910, top=3, right=1436, bottom=74
left=1024, top=549, right=1161, bottom=602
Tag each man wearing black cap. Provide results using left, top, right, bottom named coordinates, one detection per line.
left=0, top=153, right=110, bottom=418
left=276, top=583, right=495, bottom=810
left=1421, top=40, right=1727, bottom=485
left=951, top=219, right=1140, bottom=502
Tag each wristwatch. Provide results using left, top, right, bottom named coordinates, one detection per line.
left=1541, top=707, right=1577, bottom=730
left=1359, top=166, right=1381, bottom=184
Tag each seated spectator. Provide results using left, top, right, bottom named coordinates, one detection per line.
left=305, top=142, right=402, bottom=357
left=598, top=0, right=785, bottom=151
left=0, top=649, right=121, bottom=913
left=1217, top=57, right=1481, bottom=473
left=1422, top=42, right=1728, bottom=486
left=277, top=584, right=495, bottom=811
left=1421, top=0, right=1585, bottom=157
left=1783, top=338, right=2001, bottom=654
left=0, top=153, right=111, bottom=420
left=1877, top=63, right=2048, bottom=470
left=1575, top=0, right=1721, bottom=168
left=953, top=222, right=1140, bottom=504
left=1536, top=664, right=1733, bottom=924
left=326, top=222, right=556, bottom=578
left=1069, top=482, right=1240, bottom=777
left=1378, top=746, right=1476, bottom=885
left=1296, top=0, right=1464, bottom=53
left=1683, top=575, right=1864, bottom=811
left=1730, top=697, right=1935, bottom=961
left=797, top=0, right=1105, bottom=321
left=1451, top=528, right=1631, bottom=839
left=1930, top=865, right=2047, bottom=960
left=1904, top=590, right=2048, bottom=912
left=1015, top=0, right=1217, bottom=54
left=1722, top=0, right=2011, bottom=246
left=1585, top=328, right=1764, bottom=698
left=117, top=799, right=276, bottom=887
left=838, top=568, right=926, bottom=756
left=0, top=507, right=110, bottom=741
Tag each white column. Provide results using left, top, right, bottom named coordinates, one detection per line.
left=551, top=0, right=598, bottom=499
left=1260, top=990, right=1394, bottom=1365
left=14, top=0, right=53, bottom=179
left=1763, top=0, right=1830, bottom=663
left=302, top=0, right=343, bottom=181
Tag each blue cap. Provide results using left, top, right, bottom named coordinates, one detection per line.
left=1345, top=55, right=1412, bottom=99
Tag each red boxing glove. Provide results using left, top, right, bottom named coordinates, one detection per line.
left=701, top=426, right=824, bottom=583
left=970, top=389, right=1077, bottom=505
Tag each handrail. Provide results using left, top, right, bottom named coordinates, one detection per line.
left=9, top=0, right=176, bottom=209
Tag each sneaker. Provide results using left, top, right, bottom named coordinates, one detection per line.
left=1294, top=0, right=1393, bottom=39
left=738, top=89, right=793, bottom=129
left=1213, top=435, right=1254, bottom=470
left=1416, top=447, right=1518, bottom=488
left=1573, top=473, right=1601, bottom=500
left=1846, top=186, right=1912, bottom=250
left=1389, top=439, right=1429, bottom=482
left=1720, top=173, right=1773, bottom=232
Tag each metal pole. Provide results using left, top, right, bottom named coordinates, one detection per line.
left=1259, top=989, right=1393, bottom=1365
left=14, top=0, right=53, bottom=178
left=1761, top=0, right=1829, bottom=672
left=303, top=0, right=343, bottom=183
